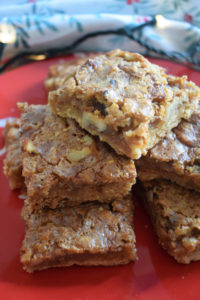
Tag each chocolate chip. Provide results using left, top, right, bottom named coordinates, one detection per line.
left=92, top=98, right=107, bottom=117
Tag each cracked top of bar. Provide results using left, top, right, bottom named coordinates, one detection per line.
left=48, top=49, right=200, bottom=159
left=18, top=103, right=136, bottom=209
left=21, top=195, right=136, bottom=272
left=45, top=57, right=87, bottom=92
left=141, top=180, right=200, bottom=264
left=136, top=102, right=200, bottom=192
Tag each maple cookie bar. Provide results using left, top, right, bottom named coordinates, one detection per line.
left=48, top=49, right=199, bottom=159
left=3, top=119, right=24, bottom=190
left=19, top=103, right=136, bottom=209
left=141, top=180, right=200, bottom=264
left=136, top=102, right=200, bottom=192
left=21, top=195, right=137, bottom=273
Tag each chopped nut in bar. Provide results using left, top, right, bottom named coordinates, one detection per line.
left=48, top=49, right=199, bottom=159
left=3, top=119, right=24, bottom=190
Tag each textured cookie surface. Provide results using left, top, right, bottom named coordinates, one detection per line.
left=49, top=49, right=199, bottom=159
left=21, top=195, right=137, bottom=272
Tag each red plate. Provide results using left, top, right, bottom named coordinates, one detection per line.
left=0, top=55, right=200, bottom=300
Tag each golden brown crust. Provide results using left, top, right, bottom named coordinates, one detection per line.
left=19, top=103, right=136, bottom=209
left=21, top=195, right=137, bottom=272
left=136, top=102, right=200, bottom=192
left=48, top=49, right=199, bottom=159
left=3, top=119, right=24, bottom=190
left=140, top=180, right=200, bottom=264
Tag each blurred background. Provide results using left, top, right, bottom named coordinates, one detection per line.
left=0, top=0, right=200, bottom=71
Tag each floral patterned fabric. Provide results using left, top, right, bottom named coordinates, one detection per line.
left=0, top=0, right=200, bottom=65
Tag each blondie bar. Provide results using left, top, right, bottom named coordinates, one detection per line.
left=21, top=195, right=137, bottom=272
left=19, top=103, right=136, bottom=209
left=136, top=102, right=200, bottom=192
left=141, top=180, right=200, bottom=264
left=48, top=49, right=199, bottom=159
left=3, top=119, right=24, bottom=190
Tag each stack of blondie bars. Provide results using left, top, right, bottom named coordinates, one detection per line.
left=3, top=49, right=200, bottom=271
left=136, top=102, right=200, bottom=263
